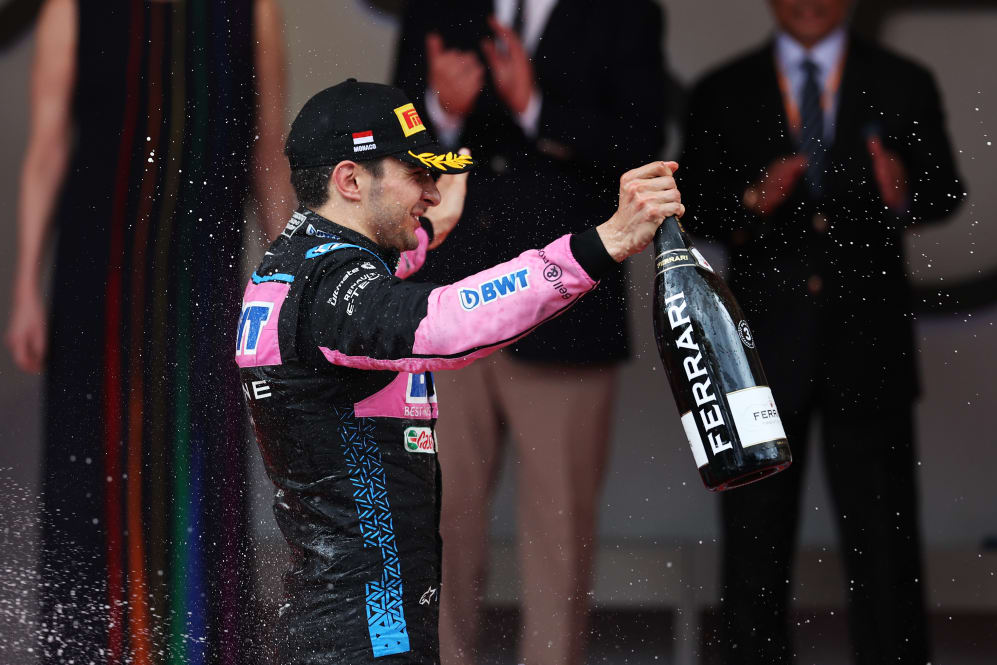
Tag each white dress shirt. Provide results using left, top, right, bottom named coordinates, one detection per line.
left=774, top=26, right=847, bottom=141
left=426, top=0, right=557, bottom=147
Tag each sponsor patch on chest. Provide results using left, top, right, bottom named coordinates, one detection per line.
left=353, top=371, right=439, bottom=420
left=403, top=427, right=436, bottom=454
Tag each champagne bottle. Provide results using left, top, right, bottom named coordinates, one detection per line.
left=651, top=216, right=791, bottom=491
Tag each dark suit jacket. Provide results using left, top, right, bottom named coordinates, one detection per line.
left=393, top=0, right=667, bottom=364
left=679, top=36, right=964, bottom=414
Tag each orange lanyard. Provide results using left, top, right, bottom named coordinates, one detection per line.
left=776, top=52, right=846, bottom=135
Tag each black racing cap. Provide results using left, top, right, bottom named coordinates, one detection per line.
left=285, top=78, right=474, bottom=174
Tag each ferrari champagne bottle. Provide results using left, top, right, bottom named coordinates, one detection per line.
left=652, top=216, right=792, bottom=491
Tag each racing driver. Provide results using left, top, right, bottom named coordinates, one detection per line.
left=236, top=78, right=684, bottom=664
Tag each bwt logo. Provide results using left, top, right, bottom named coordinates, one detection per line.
left=236, top=301, right=274, bottom=356
left=458, top=268, right=530, bottom=311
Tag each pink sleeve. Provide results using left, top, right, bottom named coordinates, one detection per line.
left=395, top=226, right=429, bottom=279
left=319, top=234, right=598, bottom=372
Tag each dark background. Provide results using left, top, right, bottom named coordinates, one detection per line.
left=0, top=1, right=994, bottom=661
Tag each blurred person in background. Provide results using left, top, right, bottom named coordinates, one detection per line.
left=5, top=0, right=291, bottom=662
left=679, top=0, right=964, bottom=663
left=393, top=1, right=668, bottom=664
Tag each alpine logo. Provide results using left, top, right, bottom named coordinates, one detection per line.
left=404, top=427, right=436, bottom=454
left=305, top=223, right=339, bottom=239
left=459, top=268, right=530, bottom=311
left=305, top=242, right=347, bottom=259
left=236, top=301, right=274, bottom=356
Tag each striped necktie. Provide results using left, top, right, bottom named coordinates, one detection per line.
left=799, top=58, right=826, bottom=198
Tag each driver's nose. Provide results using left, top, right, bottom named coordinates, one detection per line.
left=424, top=181, right=441, bottom=207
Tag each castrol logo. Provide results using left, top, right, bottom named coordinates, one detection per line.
left=404, top=427, right=436, bottom=454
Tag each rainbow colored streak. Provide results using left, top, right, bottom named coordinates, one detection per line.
left=102, top=0, right=146, bottom=660
left=97, top=1, right=253, bottom=662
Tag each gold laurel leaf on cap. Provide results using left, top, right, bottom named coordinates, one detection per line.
left=408, top=150, right=473, bottom=171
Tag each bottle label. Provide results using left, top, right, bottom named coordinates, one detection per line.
left=655, top=249, right=696, bottom=274
left=725, top=386, right=786, bottom=448
left=680, top=412, right=709, bottom=468
left=680, top=386, right=785, bottom=466
left=667, top=289, right=734, bottom=464
left=690, top=247, right=715, bottom=273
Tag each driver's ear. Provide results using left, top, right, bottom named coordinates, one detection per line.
left=331, top=161, right=362, bottom=202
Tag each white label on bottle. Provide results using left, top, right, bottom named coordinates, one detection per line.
left=690, top=247, right=714, bottom=273
left=726, top=386, right=786, bottom=448
left=680, top=412, right=709, bottom=468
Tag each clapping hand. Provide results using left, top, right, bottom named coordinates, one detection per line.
left=480, top=16, right=535, bottom=115
left=743, top=155, right=809, bottom=217
left=426, top=32, right=485, bottom=117
left=867, top=136, right=909, bottom=211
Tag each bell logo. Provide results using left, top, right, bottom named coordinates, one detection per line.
left=394, top=103, right=426, bottom=137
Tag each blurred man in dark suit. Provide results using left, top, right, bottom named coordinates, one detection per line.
left=679, top=1, right=964, bottom=663
left=393, top=2, right=667, bottom=663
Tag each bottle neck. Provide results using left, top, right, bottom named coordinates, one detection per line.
left=652, top=215, right=687, bottom=255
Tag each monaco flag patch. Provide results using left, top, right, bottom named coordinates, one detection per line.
left=352, top=130, right=376, bottom=153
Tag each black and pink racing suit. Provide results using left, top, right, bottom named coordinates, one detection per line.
left=236, top=208, right=615, bottom=664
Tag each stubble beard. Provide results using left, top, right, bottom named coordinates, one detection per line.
left=367, top=185, right=418, bottom=252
